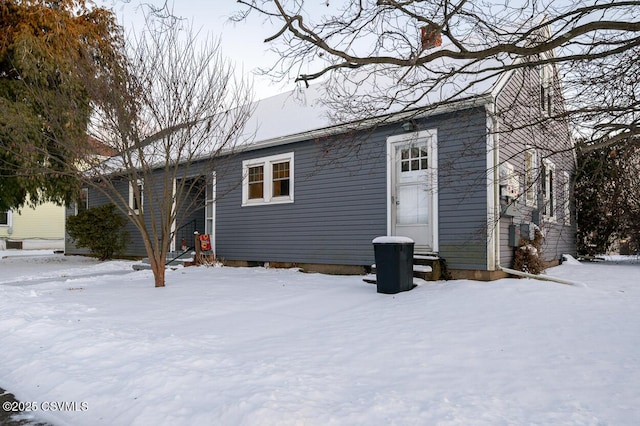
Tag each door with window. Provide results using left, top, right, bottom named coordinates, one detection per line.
left=388, top=131, right=438, bottom=253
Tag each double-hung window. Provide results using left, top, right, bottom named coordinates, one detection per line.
left=542, top=159, right=556, bottom=220
left=242, top=152, right=294, bottom=206
left=524, top=147, right=537, bottom=207
left=563, top=171, right=571, bottom=225
left=73, top=188, right=89, bottom=215
left=540, top=63, right=553, bottom=117
left=129, top=180, right=144, bottom=214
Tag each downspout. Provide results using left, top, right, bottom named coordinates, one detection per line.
left=493, top=103, right=501, bottom=271
left=498, top=265, right=582, bottom=286
left=487, top=101, right=501, bottom=271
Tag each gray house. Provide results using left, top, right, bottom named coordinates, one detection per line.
left=67, top=55, right=576, bottom=280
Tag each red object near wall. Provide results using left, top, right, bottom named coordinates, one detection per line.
left=199, top=234, right=211, bottom=251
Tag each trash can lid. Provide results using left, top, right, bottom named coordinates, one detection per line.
left=372, top=236, right=415, bottom=244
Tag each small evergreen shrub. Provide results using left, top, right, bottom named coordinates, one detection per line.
left=67, top=204, right=129, bottom=260
left=512, top=227, right=545, bottom=275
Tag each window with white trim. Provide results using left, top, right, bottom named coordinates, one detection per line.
left=0, top=210, right=11, bottom=227
left=242, top=152, right=294, bottom=206
left=524, top=147, right=537, bottom=207
left=129, top=180, right=144, bottom=214
left=73, top=188, right=89, bottom=215
left=563, top=171, right=571, bottom=225
left=542, top=159, right=556, bottom=219
left=79, top=188, right=89, bottom=212
left=540, top=63, right=553, bottom=117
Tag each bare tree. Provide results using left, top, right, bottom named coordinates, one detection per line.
left=234, top=0, right=640, bottom=151
left=82, top=18, right=254, bottom=287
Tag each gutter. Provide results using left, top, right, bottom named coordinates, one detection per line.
left=94, top=94, right=495, bottom=175
left=498, top=266, right=583, bottom=286
left=237, top=94, right=495, bottom=154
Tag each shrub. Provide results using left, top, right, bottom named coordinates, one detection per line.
left=512, top=227, right=545, bottom=275
left=66, top=204, right=129, bottom=260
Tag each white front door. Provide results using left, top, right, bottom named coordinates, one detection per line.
left=388, top=130, right=438, bottom=253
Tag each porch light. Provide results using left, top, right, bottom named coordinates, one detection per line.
left=401, top=120, right=417, bottom=132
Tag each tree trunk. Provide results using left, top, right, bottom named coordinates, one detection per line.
left=150, top=256, right=166, bottom=287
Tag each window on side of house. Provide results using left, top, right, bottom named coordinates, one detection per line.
left=129, top=180, right=144, bottom=214
left=0, top=210, right=11, bottom=226
left=242, top=152, right=294, bottom=206
left=540, top=63, right=553, bottom=117
left=542, top=159, right=556, bottom=220
left=563, top=171, right=571, bottom=225
left=272, top=161, right=290, bottom=197
left=73, top=188, right=89, bottom=215
left=248, top=165, right=264, bottom=200
left=524, top=147, right=537, bottom=207
left=79, top=188, right=89, bottom=212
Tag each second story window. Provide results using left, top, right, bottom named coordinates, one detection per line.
left=540, top=63, right=553, bottom=117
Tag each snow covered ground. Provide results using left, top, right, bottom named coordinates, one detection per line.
left=0, top=250, right=639, bottom=426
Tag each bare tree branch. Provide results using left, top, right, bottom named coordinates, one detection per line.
left=235, top=1, right=640, bottom=148
left=79, top=16, right=254, bottom=287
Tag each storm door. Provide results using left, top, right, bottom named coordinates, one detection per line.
left=388, top=131, right=438, bottom=253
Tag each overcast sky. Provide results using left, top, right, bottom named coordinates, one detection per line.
left=101, top=0, right=331, bottom=100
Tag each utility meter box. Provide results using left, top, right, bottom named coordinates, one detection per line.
left=509, top=222, right=536, bottom=246
left=508, top=224, right=521, bottom=247
left=520, top=222, right=535, bottom=240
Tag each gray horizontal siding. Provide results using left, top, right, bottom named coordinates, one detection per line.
left=71, top=107, right=493, bottom=270
left=436, top=109, right=489, bottom=270
left=216, top=107, right=491, bottom=270
left=64, top=204, right=90, bottom=255
left=496, top=63, right=577, bottom=266
left=65, top=178, right=174, bottom=258
left=216, top=133, right=388, bottom=265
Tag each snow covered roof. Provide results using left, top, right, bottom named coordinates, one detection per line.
left=241, top=52, right=508, bottom=149
left=94, top=51, right=511, bottom=172
left=242, top=85, right=334, bottom=145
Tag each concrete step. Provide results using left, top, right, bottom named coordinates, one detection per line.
left=413, top=255, right=446, bottom=281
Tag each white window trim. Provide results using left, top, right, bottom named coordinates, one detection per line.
left=0, top=209, right=12, bottom=227
left=129, top=180, right=144, bottom=215
left=524, top=146, right=537, bottom=207
left=543, top=159, right=556, bottom=221
left=563, top=171, right=571, bottom=226
left=540, top=63, right=553, bottom=117
left=242, top=152, right=294, bottom=206
left=73, top=188, right=89, bottom=215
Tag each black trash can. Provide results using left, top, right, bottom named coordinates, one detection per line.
left=372, top=236, right=415, bottom=294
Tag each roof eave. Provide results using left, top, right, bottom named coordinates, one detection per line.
left=238, top=94, right=495, bottom=154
